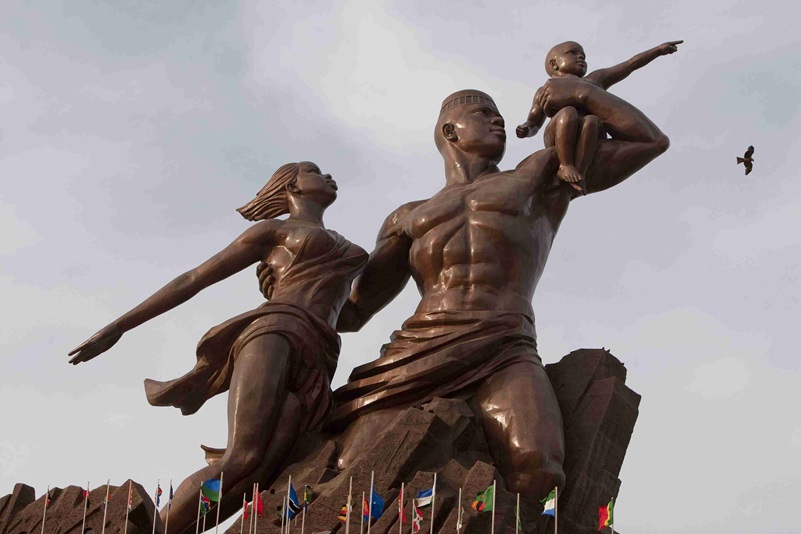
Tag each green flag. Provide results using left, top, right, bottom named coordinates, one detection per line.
left=470, top=485, right=494, bottom=512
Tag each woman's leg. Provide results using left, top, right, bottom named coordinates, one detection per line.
left=163, top=334, right=293, bottom=534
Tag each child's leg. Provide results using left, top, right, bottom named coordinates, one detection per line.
left=162, top=334, right=294, bottom=534
left=574, top=115, right=603, bottom=194
left=552, top=107, right=582, bottom=186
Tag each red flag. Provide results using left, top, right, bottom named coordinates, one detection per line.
left=243, top=497, right=249, bottom=520
left=256, top=490, right=264, bottom=516
left=127, top=483, right=133, bottom=511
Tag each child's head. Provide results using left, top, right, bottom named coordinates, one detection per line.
left=545, top=41, right=587, bottom=78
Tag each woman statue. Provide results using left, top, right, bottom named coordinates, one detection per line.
left=69, top=162, right=367, bottom=532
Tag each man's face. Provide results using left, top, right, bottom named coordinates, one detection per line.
left=445, top=103, right=506, bottom=163
left=551, top=42, right=587, bottom=77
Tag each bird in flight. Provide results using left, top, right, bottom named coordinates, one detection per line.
left=737, top=146, right=755, bottom=175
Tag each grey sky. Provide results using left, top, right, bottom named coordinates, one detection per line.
left=2, top=1, right=799, bottom=533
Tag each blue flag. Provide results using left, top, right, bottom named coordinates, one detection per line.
left=285, top=484, right=302, bottom=520
left=201, top=479, right=221, bottom=503
left=368, top=486, right=385, bottom=521
left=416, top=487, right=433, bottom=508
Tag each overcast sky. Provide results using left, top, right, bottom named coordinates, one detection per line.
left=2, top=1, right=799, bottom=533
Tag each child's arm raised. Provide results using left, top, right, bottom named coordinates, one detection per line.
left=516, top=91, right=548, bottom=138
left=586, top=40, right=682, bottom=90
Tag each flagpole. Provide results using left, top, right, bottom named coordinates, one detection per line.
left=213, top=472, right=224, bottom=534
left=490, top=479, right=496, bottom=534
left=241, top=492, right=246, bottom=534
left=124, top=479, right=133, bottom=534
left=280, top=495, right=286, bottom=534
left=82, top=481, right=90, bottom=534
left=554, top=486, right=558, bottom=534
left=455, top=487, right=461, bottom=534
left=40, top=485, right=49, bottom=534
left=345, top=477, right=352, bottom=534
left=360, top=491, right=364, bottom=534
left=399, top=482, right=404, bottom=534
left=165, top=479, right=173, bottom=534
left=252, top=483, right=258, bottom=534
left=515, top=493, right=519, bottom=534
left=152, top=480, right=159, bottom=534
left=286, top=475, right=293, bottom=534
left=249, top=483, right=255, bottom=534
left=367, top=472, right=374, bottom=534
left=301, top=485, right=307, bottom=534
left=195, top=485, right=203, bottom=534
left=428, top=473, right=436, bottom=534
left=101, top=480, right=110, bottom=534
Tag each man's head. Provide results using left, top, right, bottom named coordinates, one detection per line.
left=545, top=41, right=587, bottom=78
left=434, top=89, right=506, bottom=165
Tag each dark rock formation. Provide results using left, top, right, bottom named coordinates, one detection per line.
left=227, top=349, right=639, bottom=534
left=0, top=481, right=161, bottom=534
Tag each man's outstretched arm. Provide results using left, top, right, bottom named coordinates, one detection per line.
left=536, top=77, right=670, bottom=194
left=336, top=202, right=419, bottom=332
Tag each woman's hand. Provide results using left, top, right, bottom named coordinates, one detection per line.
left=68, top=324, right=123, bottom=364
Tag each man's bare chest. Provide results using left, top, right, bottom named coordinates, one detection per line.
left=407, top=178, right=536, bottom=239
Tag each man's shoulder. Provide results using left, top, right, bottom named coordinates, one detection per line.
left=378, top=199, right=428, bottom=239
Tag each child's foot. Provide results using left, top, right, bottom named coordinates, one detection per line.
left=557, top=164, right=582, bottom=184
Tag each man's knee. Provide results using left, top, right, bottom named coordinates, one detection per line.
left=507, top=447, right=566, bottom=496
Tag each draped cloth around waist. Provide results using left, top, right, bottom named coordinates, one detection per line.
left=144, top=302, right=340, bottom=430
left=328, top=309, right=539, bottom=430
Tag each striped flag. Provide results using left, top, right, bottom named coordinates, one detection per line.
left=598, top=498, right=614, bottom=531
left=541, top=489, right=556, bottom=517
left=412, top=502, right=423, bottom=533
left=155, top=484, right=162, bottom=507
left=471, top=485, right=494, bottom=512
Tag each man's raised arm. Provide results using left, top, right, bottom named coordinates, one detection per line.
left=336, top=202, right=420, bottom=333
left=537, top=77, right=670, bottom=194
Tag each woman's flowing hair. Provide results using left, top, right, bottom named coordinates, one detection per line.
left=237, top=162, right=300, bottom=221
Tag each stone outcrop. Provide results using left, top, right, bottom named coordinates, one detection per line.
left=0, top=349, right=638, bottom=534
left=228, top=349, right=639, bottom=534
left=0, top=481, right=161, bottom=534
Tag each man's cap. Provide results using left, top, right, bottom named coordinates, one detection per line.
left=439, top=90, right=498, bottom=115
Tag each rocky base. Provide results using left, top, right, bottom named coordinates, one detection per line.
left=229, top=349, right=639, bottom=534
left=1, top=349, right=639, bottom=534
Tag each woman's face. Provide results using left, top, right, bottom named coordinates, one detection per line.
left=294, top=161, right=338, bottom=207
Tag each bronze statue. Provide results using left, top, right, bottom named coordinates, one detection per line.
left=307, top=77, right=672, bottom=508
left=516, top=40, right=682, bottom=194
left=69, top=162, right=367, bottom=533
left=737, top=145, right=755, bottom=175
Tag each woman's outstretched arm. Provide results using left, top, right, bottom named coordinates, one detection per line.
left=68, top=220, right=279, bottom=364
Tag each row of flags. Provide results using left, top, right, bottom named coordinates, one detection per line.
left=36, top=475, right=616, bottom=534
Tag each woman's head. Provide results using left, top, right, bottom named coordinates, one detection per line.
left=237, top=161, right=337, bottom=221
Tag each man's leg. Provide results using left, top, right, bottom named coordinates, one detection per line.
left=474, top=361, right=566, bottom=499
left=336, top=407, right=404, bottom=470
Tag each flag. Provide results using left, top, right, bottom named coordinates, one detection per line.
left=415, top=488, right=433, bottom=508
left=155, top=484, right=163, bottom=507
left=362, top=495, right=369, bottom=520
left=598, top=498, right=614, bottom=531
left=200, top=494, right=211, bottom=516
left=541, top=489, right=556, bottom=517
left=256, top=489, right=264, bottom=516
left=127, top=483, right=133, bottom=512
left=286, top=483, right=302, bottom=519
left=102, top=491, right=111, bottom=512
left=456, top=506, right=464, bottom=530
left=412, top=502, right=423, bottom=533
left=243, top=496, right=249, bottom=521
left=368, top=486, right=385, bottom=521
left=338, top=504, right=349, bottom=522
left=82, top=489, right=91, bottom=507
left=398, top=492, right=407, bottom=522
left=201, top=479, right=221, bottom=503
left=168, top=483, right=174, bottom=508
left=45, top=491, right=52, bottom=507
left=471, top=485, right=493, bottom=512
left=303, top=485, right=314, bottom=507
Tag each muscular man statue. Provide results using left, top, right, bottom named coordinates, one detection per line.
left=264, top=78, right=669, bottom=502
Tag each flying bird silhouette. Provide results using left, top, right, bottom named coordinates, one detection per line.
left=737, top=145, right=755, bottom=175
